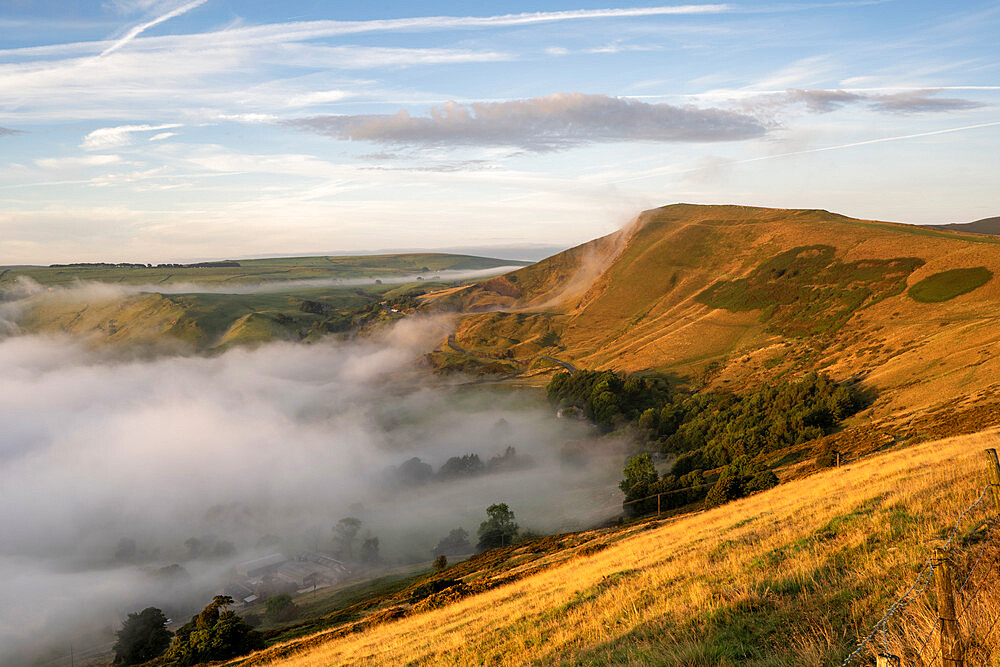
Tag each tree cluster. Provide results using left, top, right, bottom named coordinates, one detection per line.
left=432, top=528, right=472, bottom=557
left=164, top=596, right=263, bottom=665
left=549, top=370, right=863, bottom=514
left=390, top=446, right=531, bottom=489
left=332, top=517, right=380, bottom=564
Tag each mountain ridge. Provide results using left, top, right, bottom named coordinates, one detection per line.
left=427, top=204, right=1000, bottom=424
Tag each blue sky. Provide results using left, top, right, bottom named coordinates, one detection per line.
left=0, top=0, right=998, bottom=263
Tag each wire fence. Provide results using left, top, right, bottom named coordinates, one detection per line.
left=840, top=452, right=1000, bottom=667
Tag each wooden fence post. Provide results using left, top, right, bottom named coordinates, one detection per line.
left=984, top=448, right=1000, bottom=512
left=876, top=654, right=900, bottom=667
left=934, top=547, right=965, bottom=666
left=657, top=494, right=661, bottom=516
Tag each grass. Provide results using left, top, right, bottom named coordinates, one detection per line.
left=1, top=253, right=525, bottom=288
left=907, top=267, right=993, bottom=303
left=6, top=253, right=512, bottom=350
left=232, top=428, right=1000, bottom=666
left=695, top=245, right=923, bottom=336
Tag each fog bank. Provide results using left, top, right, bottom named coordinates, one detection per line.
left=0, top=318, right=620, bottom=664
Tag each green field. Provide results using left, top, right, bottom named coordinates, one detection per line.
left=0, top=253, right=526, bottom=288
left=907, top=266, right=993, bottom=302
left=1, top=253, right=527, bottom=350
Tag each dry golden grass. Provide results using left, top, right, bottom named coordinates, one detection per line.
left=441, top=204, right=1000, bottom=421
left=242, top=428, right=1000, bottom=666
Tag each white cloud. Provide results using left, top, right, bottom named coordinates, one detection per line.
left=81, top=123, right=183, bottom=150
left=35, top=154, right=122, bottom=170
left=286, top=90, right=352, bottom=107
left=148, top=131, right=177, bottom=141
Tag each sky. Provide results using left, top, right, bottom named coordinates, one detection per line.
left=0, top=0, right=997, bottom=264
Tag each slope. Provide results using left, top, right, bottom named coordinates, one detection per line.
left=3, top=253, right=524, bottom=350
left=929, top=216, right=1000, bottom=235
left=233, top=428, right=1000, bottom=666
left=429, top=204, right=1000, bottom=421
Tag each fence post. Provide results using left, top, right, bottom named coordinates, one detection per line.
left=934, top=547, right=964, bottom=666
left=876, top=654, right=900, bottom=667
left=985, top=448, right=1000, bottom=512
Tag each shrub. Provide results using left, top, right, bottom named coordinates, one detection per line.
left=265, top=593, right=299, bottom=623
left=744, top=469, right=779, bottom=494
left=705, top=475, right=743, bottom=508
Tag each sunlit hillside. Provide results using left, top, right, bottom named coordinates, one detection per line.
left=429, top=204, right=1000, bottom=422
left=1, top=253, right=524, bottom=350
left=234, top=428, right=1000, bottom=666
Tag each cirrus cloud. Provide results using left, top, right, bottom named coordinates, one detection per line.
left=81, top=123, right=183, bottom=150
left=285, top=92, right=768, bottom=151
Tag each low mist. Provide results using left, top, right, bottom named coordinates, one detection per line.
left=0, top=317, right=622, bottom=664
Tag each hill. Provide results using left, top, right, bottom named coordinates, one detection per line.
left=1, top=253, right=525, bottom=350
left=427, top=204, right=1000, bottom=425
left=929, top=216, right=1000, bottom=236
left=230, top=428, right=1000, bottom=666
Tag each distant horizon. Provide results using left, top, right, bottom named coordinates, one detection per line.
left=2, top=1, right=998, bottom=265
left=2, top=204, right=996, bottom=267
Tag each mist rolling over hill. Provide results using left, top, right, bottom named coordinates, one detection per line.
left=5, top=0, right=1000, bottom=662
left=5, top=203, right=1000, bottom=664
left=0, top=318, right=625, bottom=664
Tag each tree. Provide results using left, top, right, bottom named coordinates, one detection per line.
left=619, top=453, right=658, bottom=501
left=113, top=607, right=172, bottom=665
left=184, top=537, right=204, bottom=559
left=396, top=457, right=433, bottom=486
left=333, top=517, right=362, bottom=560
left=360, top=536, right=380, bottom=564
left=433, top=528, right=471, bottom=557
left=165, top=595, right=264, bottom=666
left=433, top=555, right=448, bottom=571
left=477, top=503, right=518, bottom=552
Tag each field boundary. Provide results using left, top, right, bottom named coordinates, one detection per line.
left=842, top=448, right=1000, bottom=666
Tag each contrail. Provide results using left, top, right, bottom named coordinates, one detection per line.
left=101, top=0, right=209, bottom=56
left=611, top=119, right=1000, bottom=184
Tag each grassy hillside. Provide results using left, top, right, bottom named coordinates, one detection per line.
left=232, top=428, right=1000, bottom=666
left=3, top=253, right=524, bottom=350
left=2, top=253, right=526, bottom=288
left=428, top=205, right=1000, bottom=421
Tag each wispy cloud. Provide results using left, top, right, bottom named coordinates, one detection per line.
left=737, top=88, right=985, bottom=117
left=609, top=120, right=1000, bottom=184
left=100, top=0, right=208, bottom=56
left=35, top=154, right=122, bottom=170
left=868, top=90, right=985, bottom=114
left=81, top=123, right=183, bottom=150
left=286, top=92, right=767, bottom=151
left=0, top=127, right=22, bottom=137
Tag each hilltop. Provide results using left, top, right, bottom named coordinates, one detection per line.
left=427, top=204, right=1000, bottom=426
left=929, top=216, right=1000, bottom=236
